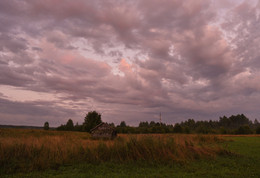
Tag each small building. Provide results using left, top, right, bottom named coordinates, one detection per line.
left=90, top=122, right=117, bottom=139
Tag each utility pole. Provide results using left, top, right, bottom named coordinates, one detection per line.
left=160, top=112, right=162, bottom=126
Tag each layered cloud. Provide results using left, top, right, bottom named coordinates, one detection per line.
left=0, top=0, right=260, bottom=126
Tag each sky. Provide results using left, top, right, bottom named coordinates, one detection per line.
left=0, top=0, right=260, bottom=126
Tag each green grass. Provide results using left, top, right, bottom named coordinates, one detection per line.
left=1, top=131, right=260, bottom=177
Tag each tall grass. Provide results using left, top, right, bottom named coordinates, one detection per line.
left=0, top=129, right=231, bottom=173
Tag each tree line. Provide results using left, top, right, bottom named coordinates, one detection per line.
left=52, top=111, right=260, bottom=134
left=56, top=111, right=102, bottom=132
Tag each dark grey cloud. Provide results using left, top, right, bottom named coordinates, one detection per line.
left=0, top=65, right=33, bottom=87
left=0, top=97, right=79, bottom=126
left=0, top=0, right=260, bottom=126
left=0, top=34, right=28, bottom=53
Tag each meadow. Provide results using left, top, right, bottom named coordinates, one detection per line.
left=0, top=129, right=259, bottom=177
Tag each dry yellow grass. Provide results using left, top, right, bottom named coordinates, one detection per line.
left=0, top=129, right=230, bottom=173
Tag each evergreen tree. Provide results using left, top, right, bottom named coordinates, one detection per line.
left=44, top=122, right=49, bottom=130
left=119, top=121, right=127, bottom=127
left=66, top=119, right=74, bottom=131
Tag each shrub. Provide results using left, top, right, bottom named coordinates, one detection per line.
left=235, top=125, right=252, bottom=134
left=256, top=126, right=260, bottom=134
left=173, top=124, right=183, bottom=133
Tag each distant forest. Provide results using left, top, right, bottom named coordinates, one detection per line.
left=56, top=112, right=260, bottom=134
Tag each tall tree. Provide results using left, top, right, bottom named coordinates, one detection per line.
left=66, top=119, right=74, bottom=131
left=119, top=121, right=127, bottom=127
left=44, top=122, right=49, bottom=130
left=83, top=111, right=102, bottom=132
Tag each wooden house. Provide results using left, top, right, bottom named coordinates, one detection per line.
left=90, top=122, right=117, bottom=139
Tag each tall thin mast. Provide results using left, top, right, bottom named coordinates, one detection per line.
left=160, top=112, right=162, bottom=126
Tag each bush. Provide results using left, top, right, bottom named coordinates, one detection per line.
left=235, top=125, right=252, bottom=134
left=256, top=126, right=260, bottom=134
left=196, top=126, right=210, bottom=134
left=173, top=124, right=183, bottom=133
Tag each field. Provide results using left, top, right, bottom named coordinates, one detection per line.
left=0, top=129, right=259, bottom=177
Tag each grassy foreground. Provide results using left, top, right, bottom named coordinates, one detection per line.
left=0, top=129, right=259, bottom=177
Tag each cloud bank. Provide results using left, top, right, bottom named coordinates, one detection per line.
left=0, top=0, right=260, bottom=126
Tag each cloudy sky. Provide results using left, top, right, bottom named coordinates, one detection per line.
left=0, top=0, right=260, bottom=126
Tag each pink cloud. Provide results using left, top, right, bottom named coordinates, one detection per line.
left=1, top=0, right=260, bottom=126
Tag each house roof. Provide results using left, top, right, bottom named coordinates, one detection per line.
left=90, top=122, right=113, bottom=133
